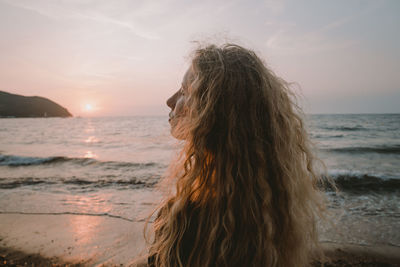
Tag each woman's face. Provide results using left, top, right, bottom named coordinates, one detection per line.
left=167, top=67, right=194, bottom=138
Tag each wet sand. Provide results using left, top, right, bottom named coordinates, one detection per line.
left=0, top=214, right=399, bottom=266
left=314, top=243, right=400, bottom=266
left=0, top=214, right=148, bottom=266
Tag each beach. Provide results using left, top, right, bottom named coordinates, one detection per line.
left=0, top=213, right=399, bottom=266
left=0, top=213, right=147, bottom=266
left=1, top=115, right=399, bottom=266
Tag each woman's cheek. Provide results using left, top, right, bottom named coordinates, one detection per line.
left=174, top=97, right=187, bottom=117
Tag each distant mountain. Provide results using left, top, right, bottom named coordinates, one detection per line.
left=0, top=91, right=72, bottom=118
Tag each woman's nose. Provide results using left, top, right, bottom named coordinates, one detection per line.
left=167, top=91, right=178, bottom=109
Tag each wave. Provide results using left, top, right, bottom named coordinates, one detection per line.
left=0, top=211, right=136, bottom=222
left=325, top=170, right=400, bottom=192
left=311, top=134, right=344, bottom=139
left=321, top=125, right=366, bottom=131
left=0, top=154, right=158, bottom=168
left=0, top=176, right=158, bottom=189
left=323, top=145, right=400, bottom=154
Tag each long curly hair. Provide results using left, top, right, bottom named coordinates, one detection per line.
left=147, top=44, right=326, bottom=267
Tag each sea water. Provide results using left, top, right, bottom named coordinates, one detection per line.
left=0, top=114, right=399, bottom=246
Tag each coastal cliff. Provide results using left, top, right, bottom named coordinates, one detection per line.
left=0, top=91, right=72, bottom=118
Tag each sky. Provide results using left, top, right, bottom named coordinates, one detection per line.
left=0, top=0, right=399, bottom=116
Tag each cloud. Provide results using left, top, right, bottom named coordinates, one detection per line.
left=265, top=17, right=357, bottom=54
left=265, top=28, right=356, bottom=55
left=73, top=11, right=160, bottom=40
left=0, top=0, right=160, bottom=40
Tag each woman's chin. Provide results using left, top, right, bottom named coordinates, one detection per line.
left=170, top=126, right=187, bottom=140
left=171, top=129, right=186, bottom=140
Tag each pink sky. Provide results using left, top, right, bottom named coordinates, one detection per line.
left=1, top=0, right=399, bottom=116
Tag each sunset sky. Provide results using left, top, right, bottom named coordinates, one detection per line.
left=0, top=0, right=399, bottom=116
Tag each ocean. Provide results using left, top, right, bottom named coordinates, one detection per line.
left=0, top=114, right=399, bottom=247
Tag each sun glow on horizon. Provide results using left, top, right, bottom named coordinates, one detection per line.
left=84, top=104, right=93, bottom=112
left=77, top=101, right=104, bottom=116
left=81, top=102, right=101, bottom=115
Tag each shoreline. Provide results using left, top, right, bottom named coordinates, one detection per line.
left=314, top=243, right=400, bottom=266
left=1, top=244, right=399, bottom=267
left=0, top=246, right=82, bottom=266
left=0, top=214, right=399, bottom=266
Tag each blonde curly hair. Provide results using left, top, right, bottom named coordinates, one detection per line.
left=147, top=44, right=326, bottom=267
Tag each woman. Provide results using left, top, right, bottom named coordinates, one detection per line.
left=147, top=44, right=326, bottom=267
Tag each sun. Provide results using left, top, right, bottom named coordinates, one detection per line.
left=84, top=104, right=93, bottom=112
left=81, top=101, right=101, bottom=115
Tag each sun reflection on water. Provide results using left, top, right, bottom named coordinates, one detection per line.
left=84, top=120, right=95, bottom=133
left=66, top=195, right=111, bottom=246
left=84, top=151, right=97, bottom=158
left=84, top=136, right=99, bottom=143
left=70, top=214, right=102, bottom=246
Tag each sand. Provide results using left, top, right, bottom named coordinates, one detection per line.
left=314, top=243, right=400, bottom=266
left=0, top=213, right=148, bottom=266
left=0, top=213, right=399, bottom=266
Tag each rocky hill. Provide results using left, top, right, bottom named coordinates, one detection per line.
left=0, top=91, right=72, bottom=118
